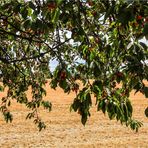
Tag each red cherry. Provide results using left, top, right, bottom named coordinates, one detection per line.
left=60, top=71, right=66, bottom=80
left=92, top=11, right=97, bottom=17
left=116, top=72, right=123, bottom=77
left=35, top=83, right=39, bottom=87
left=47, top=2, right=56, bottom=10
left=88, top=0, right=94, bottom=6
left=78, top=110, right=82, bottom=115
left=137, top=15, right=142, bottom=20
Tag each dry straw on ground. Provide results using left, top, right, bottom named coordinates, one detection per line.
left=0, top=81, right=148, bottom=148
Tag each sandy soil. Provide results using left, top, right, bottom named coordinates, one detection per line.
left=0, top=81, right=148, bottom=148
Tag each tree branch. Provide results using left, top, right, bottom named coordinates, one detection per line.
left=0, top=38, right=71, bottom=63
left=0, top=29, right=42, bottom=43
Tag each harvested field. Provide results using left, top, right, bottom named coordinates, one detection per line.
left=0, top=81, right=148, bottom=148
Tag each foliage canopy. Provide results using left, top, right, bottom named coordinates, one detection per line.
left=0, top=0, right=148, bottom=131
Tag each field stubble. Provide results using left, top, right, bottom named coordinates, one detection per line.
left=0, top=81, right=148, bottom=148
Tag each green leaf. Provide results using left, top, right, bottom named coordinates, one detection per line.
left=56, top=0, right=63, bottom=5
left=86, top=93, right=92, bottom=106
left=23, top=19, right=31, bottom=29
left=52, top=8, right=60, bottom=23
left=7, top=100, right=11, bottom=106
left=13, top=4, right=21, bottom=14
left=97, top=99, right=106, bottom=114
left=117, top=6, right=134, bottom=25
left=26, top=113, right=33, bottom=119
left=59, top=80, right=67, bottom=89
left=145, top=107, right=148, bottom=117
left=21, top=7, right=28, bottom=19
left=4, top=112, right=13, bottom=123
left=81, top=114, right=87, bottom=126
left=126, top=100, right=133, bottom=117
left=0, top=85, right=4, bottom=92
left=104, top=6, right=114, bottom=24
left=38, top=121, right=46, bottom=131
left=129, top=119, right=143, bottom=132
left=71, top=98, right=81, bottom=112
left=144, top=87, right=148, bottom=98
left=143, top=23, right=148, bottom=40
left=50, top=79, right=58, bottom=89
left=93, top=80, right=103, bottom=91
left=90, top=51, right=95, bottom=61
left=78, top=27, right=85, bottom=36
left=29, top=1, right=36, bottom=10
left=143, top=23, right=148, bottom=36
left=41, top=101, right=52, bottom=112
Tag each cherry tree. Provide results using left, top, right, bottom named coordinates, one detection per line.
left=0, top=0, right=148, bottom=131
